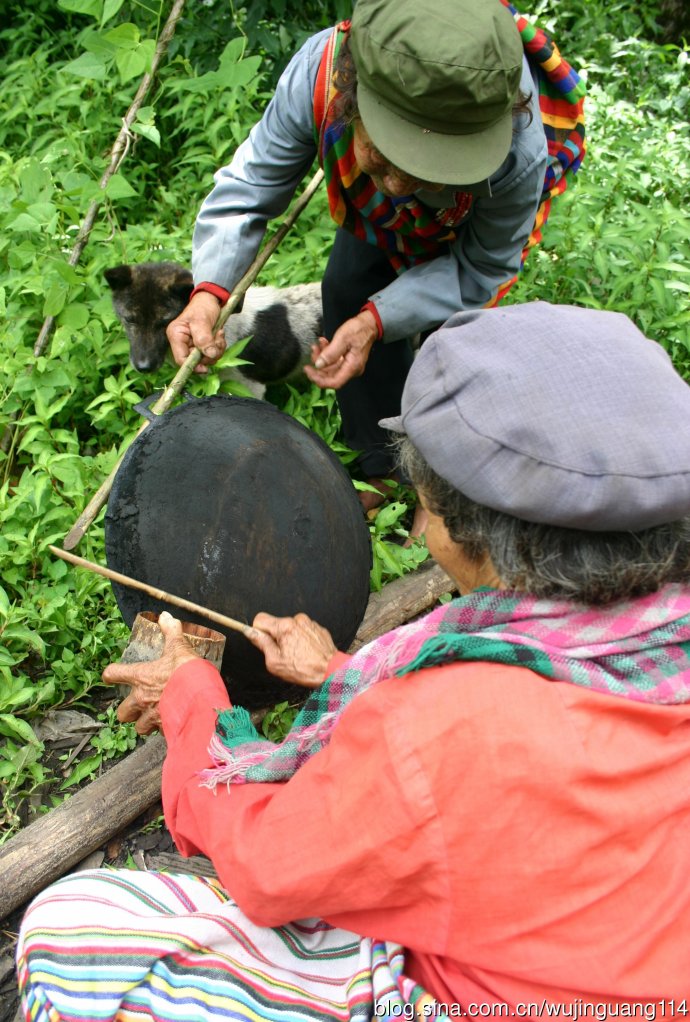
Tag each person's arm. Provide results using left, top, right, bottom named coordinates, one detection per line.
left=166, top=30, right=329, bottom=370
left=191, top=29, right=329, bottom=292
left=370, top=174, right=543, bottom=341
left=302, top=156, right=544, bottom=389
left=159, top=663, right=446, bottom=940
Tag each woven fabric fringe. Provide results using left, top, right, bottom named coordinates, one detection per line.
left=203, top=585, right=690, bottom=789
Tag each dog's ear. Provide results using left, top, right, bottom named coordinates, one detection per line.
left=169, top=268, right=194, bottom=303
left=105, top=265, right=133, bottom=291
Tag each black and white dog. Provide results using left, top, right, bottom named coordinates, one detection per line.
left=105, top=262, right=322, bottom=396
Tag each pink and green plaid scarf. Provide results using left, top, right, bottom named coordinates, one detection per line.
left=202, top=585, right=690, bottom=789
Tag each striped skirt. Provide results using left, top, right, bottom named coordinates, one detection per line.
left=16, top=868, right=435, bottom=1021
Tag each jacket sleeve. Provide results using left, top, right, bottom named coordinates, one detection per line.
left=159, top=659, right=448, bottom=946
left=191, top=29, right=330, bottom=292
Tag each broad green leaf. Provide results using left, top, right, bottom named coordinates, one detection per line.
left=131, top=121, right=161, bottom=146
left=0, top=587, right=10, bottom=619
left=101, top=0, right=125, bottom=24
left=7, top=212, right=41, bottom=233
left=43, top=280, right=70, bottom=317
left=19, top=161, right=52, bottom=202
left=375, top=501, right=407, bottom=531
left=104, top=22, right=140, bottom=48
left=58, top=0, right=102, bottom=14
left=61, top=52, right=108, bottom=80
left=60, top=752, right=102, bottom=789
left=104, top=173, right=137, bottom=199
left=0, top=714, right=42, bottom=746
left=59, top=303, right=90, bottom=330
left=122, top=38, right=155, bottom=81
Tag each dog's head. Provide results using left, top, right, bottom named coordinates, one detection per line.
left=105, top=262, right=193, bottom=372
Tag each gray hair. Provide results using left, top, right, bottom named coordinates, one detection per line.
left=397, top=438, right=690, bottom=605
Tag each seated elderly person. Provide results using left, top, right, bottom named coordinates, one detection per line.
left=17, top=302, right=690, bottom=1018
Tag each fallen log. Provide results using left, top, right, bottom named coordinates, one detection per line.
left=0, top=560, right=455, bottom=920
left=0, top=734, right=166, bottom=921
left=351, top=560, right=455, bottom=651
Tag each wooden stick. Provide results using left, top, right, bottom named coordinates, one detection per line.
left=49, top=545, right=255, bottom=637
left=0, top=734, right=168, bottom=922
left=33, top=0, right=188, bottom=359
left=62, top=167, right=324, bottom=551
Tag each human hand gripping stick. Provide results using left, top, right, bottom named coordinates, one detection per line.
left=166, top=291, right=227, bottom=374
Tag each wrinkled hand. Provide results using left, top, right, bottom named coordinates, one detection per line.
left=247, top=612, right=337, bottom=688
left=303, top=310, right=378, bottom=390
left=166, top=292, right=227, bottom=374
left=102, top=612, right=200, bottom=735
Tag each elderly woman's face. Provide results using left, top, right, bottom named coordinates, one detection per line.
left=418, top=492, right=502, bottom=595
left=353, top=120, right=445, bottom=197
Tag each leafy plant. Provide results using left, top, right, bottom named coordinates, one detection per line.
left=366, top=500, right=429, bottom=592
left=261, top=701, right=299, bottom=742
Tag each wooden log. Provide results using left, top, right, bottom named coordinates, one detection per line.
left=0, top=734, right=166, bottom=921
left=0, top=560, right=455, bottom=920
left=147, top=851, right=218, bottom=880
left=350, top=559, right=456, bottom=651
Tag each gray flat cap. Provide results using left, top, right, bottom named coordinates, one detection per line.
left=380, top=302, right=690, bottom=530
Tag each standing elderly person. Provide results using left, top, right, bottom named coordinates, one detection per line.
left=167, top=0, right=585, bottom=512
left=17, top=302, right=690, bottom=1017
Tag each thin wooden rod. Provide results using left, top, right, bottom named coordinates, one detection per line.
left=49, top=545, right=255, bottom=637
left=62, top=167, right=324, bottom=551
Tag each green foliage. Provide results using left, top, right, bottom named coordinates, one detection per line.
left=261, top=701, right=299, bottom=742
left=509, top=0, right=690, bottom=373
left=60, top=705, right=137, bottom=789
left=366, top=499, right=430, bottom=592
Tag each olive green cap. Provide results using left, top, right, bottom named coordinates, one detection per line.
left=349, top=0, right=523, bottom=185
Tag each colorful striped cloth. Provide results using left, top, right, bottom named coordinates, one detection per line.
left=204, top=584, right=690, bottom=787
left=491, top=0, right=586, bottom=304
left=314, top=4, right=586, bottom=295
left=16, top=868, right=431, bottom=1022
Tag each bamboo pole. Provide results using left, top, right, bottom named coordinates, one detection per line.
left=49, top=545, right=255, bottom=637
left=62, top=167, right=323, bottom=551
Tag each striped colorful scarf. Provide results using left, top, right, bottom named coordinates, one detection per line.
left=313, top=6, right=586, bottom=291
left=202, top=585, right=690, bottom=789
left=491, top=0, right=587, bottom=304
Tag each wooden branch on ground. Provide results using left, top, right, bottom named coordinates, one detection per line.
left=0, top=734, right=167, bottom=921
left=148, top=852, right=218, bottom=879
left=33, top=0, right=187, bottom=359
left=350, top=559, right=456, bottom=651
left=0, top=561, right=456, bottom=920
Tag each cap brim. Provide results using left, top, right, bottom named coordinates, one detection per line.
left=358, top=80, right=513, bottom=186
left=379, top=415, right=405, bottom=433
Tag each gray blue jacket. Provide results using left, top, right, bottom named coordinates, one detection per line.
left=192, top=28, right=548, bottom=341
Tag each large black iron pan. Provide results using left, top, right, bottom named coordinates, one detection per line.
left=104, top=395, right=372, bottom=708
